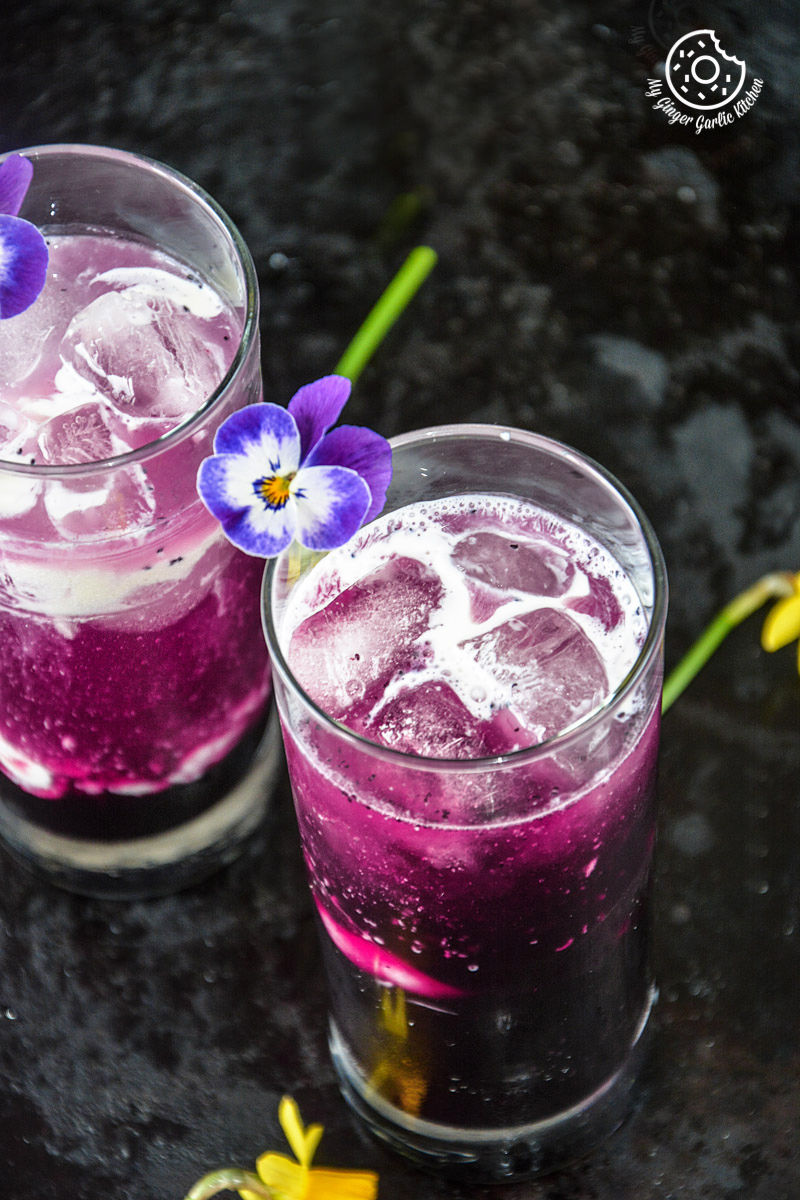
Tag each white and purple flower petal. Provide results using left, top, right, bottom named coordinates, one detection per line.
left=305, top=423, right=392, bottom=524
left=212, top=401, right=301, bottom=474
left=291, top=464, right=371, bottom=551
left=219, top=498, right=297, bottom=558
left=197, top=453, right=256, bottom=522
left=0, top=154, right=34, bottom=218
left=288, top=374, right=351, bottom=460
left=0, top=214, right=49, bottom=319
left=198, top=452, right=298, bottom=556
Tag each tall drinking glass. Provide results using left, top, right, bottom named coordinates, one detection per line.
left=0, top=145, right=276, bottom=897
left=265, top=425, right=666, bottom=1179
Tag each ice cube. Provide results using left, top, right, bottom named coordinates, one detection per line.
left=60, top=281, right=227, bottom=422
left=288, top=557, right=443, bottom=718
left=568, top=572, right=623, bottom=631
left=43, top=462, right=156, bottom=538
left=37, top=401, right=121, bottom=465
left=0, top=270, right=73, bottom=389
left=0, top=400, right=36, bottom=460
left=453, top=531, right=575, bottom=597
left=362, top=679, right=502, bottom=759
left=463, top=607, right=609, bottom=741
left=48, top=362, right=173, bottom=453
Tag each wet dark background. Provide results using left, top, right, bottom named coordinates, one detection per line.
left=1, top=1, right=798, bottom=1197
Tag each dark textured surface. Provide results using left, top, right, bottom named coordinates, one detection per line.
left=1, top=2, right=799, bottom=1197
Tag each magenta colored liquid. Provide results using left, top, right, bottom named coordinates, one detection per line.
left=280, top=496, right=659, bottom=1131
left=0, top=234, right=270, bottom=845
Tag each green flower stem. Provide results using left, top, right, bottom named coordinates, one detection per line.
left=335, top=245, right=437, bottom=383
left=662, top=571, right=795, bottom=714
left=182, top=1167, right=274, bottom=1200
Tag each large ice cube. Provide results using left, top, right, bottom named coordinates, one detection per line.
left=567, top=572, right=624, bottom=632
left=0, top=271, right=73, bottom=390
left=453, top=531, right=575, bottom=597
left=60, top=279, right=227, bottom=422
left=49, top=362, right=174, bottom=453
left=463, top=607, right=609, bottom=741
left=288, top=557, right=444, bottom=718
left=361, top=679, right=503, bottom=759
left=37, top=401, right=120, bottom=465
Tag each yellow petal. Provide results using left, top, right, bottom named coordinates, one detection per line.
left=278, top=1096, right=324, bottom=1167
left=305, top=1168, right=379, bottom=1199
left=380, top=988, right=408, bottom=1038
left=256, top=1152, right=308, bottom=1198
left=761, top=593, right=800, bottom=652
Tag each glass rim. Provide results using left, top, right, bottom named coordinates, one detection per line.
left=0, top=142, right=259, bottom=479
left=263, top=422, right=668, bottom=773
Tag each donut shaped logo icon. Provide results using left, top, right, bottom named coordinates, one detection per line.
left=665, top=29, right=747, bottom=110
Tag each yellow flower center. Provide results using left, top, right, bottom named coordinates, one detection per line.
left=255, top=472, right=295, bottom=510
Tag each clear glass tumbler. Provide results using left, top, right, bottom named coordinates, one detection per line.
left=0, top=145, right=277, bottom=897
left=265, top=425, right=667, bottom=1180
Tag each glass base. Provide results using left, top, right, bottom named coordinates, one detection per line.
left=330, top=986, right=655, bottom=1182
left=0, top=710, right=281, bottom=899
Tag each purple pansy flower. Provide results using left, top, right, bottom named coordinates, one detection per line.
left=197, top=375, right=392, bottom=557
left=0, top=154, right=49, bottom=319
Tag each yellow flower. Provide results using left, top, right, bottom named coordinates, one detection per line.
left=761, top=570, right=800, bottom=674
left=663, top=569, right=800, bottom=712
left=239, top=1096, right=378, bottom=1200
left=368, top=989, right=427, bottom=1118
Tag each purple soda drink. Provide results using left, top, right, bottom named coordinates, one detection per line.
left=266, top=426, right=666, bottom=1178
left=0, top=146, right=273, bottom=896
